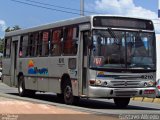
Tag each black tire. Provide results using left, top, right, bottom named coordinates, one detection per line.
left=18, top=76, right=35, bottom=97
left=63, top=81, right=74, bottom=104
left=114, top=97, right=130, bottom=108
left=62, top=80, right=79, bottom=105
left=18, top=75, right=27, bottom=96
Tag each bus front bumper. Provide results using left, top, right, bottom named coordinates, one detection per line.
left=88, top=86, right=156, bottom=98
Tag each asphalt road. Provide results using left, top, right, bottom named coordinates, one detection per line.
left=0, top=80, right=160, bottom=119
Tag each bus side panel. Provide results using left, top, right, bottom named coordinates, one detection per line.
left=48, top=78, right=61, bottom=93
left=17, top=57, right=78, bottom=95
left=18, top=57, right=62, bottom=93
left=24, top=77, right=38, bottom=90
left=38, top=78, right=49, bottom=92
left=2, top=58, right=12, bottom=86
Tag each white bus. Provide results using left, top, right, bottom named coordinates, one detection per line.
left=2, top=15, right=156, bottom=108
left=156, top=34, right=160, bottom=97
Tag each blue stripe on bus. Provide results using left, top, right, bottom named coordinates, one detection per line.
left=158, top=10, right=160, bottom=18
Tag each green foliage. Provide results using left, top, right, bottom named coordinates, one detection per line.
left=0, top=38, right=4, bottom=53
left=5, top=25, right=21, bottom=32
left=0, top=25, right=21, bottom=53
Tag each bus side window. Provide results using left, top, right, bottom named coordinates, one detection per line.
left=32, top=34, right=36, bottom=57
left=36, top=32, right=42, bottom=56
left=51, top=29, right=62, bottom=56
left=42, top=31, right=50, bottom=56
left=4, top=38, right=11, bottom=58
left=34, top=33, right=39, bottom=56
left=63, top=27, right=78, bottom=55
left=19, top=35, right=28, bottom=57
left=19, top=36, right=23, bottom=57
left=27, top=33, right=41, bottom=57
left=27, top=34, right=33, bottom=57
left=83, top=31, right=90, bottom=56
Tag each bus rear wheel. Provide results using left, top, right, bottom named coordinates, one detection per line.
left=114, top=97, right=130, bottom=108
left=18, top=76, right=27, bottom=97
left=18, top=76, right=35, bottom=97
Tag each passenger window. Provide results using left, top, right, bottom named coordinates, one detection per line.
left=27, top=34, right=32, bottom=57
left=42, top=31, right=50, bottom=56
left=4, top=38, right=11, bottom=58
left=19, top=35, right=28, bottom=57
left=63, top=27, right=78, bottom=55
left=26, top=33, right=41, bottom=57
left=51, top=29, right=63, bottom=56
left=36, top=32, right=42, bottom=56
left=34, top=33, right=39, bottom=56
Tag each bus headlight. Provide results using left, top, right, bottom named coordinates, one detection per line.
left=89, top=79, right=102, bottom=86
left=89, top=79, right=108, bottom=86
left=144, top=81, right=156, bottom=87
left=96, top=80, right=108, bottom=86
left=148, top=81, right=156, bottom=87
left=103, top=81, right=108, bottom=86
left=144, top=82, right=148, bottom=87
left=95, top=80, right=102, bottom=86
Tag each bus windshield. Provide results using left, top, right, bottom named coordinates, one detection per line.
left=90, top=29, right=156, bottom=70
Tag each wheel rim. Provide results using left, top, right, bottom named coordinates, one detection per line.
left=19, top=80, right=24, bottom=94
left=64, top=85, right=73, bottom=104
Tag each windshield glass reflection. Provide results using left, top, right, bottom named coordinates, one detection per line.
left=90, top=30, right=155, bottom=70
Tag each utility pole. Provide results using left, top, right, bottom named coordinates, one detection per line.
left=80, top=0, right=84, bottom=16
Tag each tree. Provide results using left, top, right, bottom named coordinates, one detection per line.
left=1, top=25, right=21, bottom=54
left=5, top=27, right=11, bottom=32
left=13, top=25, right=21, bottom=31
left=5, top=25, right=21, bottom=32
left=0, top=38, right=4, bottom=53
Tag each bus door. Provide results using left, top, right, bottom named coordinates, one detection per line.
left=10, top=36, right=19, bottom=86
left=79, top=31, right=90, bottom=96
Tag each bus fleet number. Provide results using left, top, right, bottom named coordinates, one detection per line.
left=141, top=75, right=153, bottom=79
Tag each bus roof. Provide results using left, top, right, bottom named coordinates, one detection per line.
left=5, top=15, right=153, bottom=37
left=5, top=16, right=91, bottom=37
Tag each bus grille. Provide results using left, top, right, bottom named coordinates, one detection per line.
left=110, top=81, right=141, bottom=88
left=115, top=90, right=138, bottom=97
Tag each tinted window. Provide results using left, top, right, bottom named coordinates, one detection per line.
left=63, top=27, right=79, bottom=55
left=51, top=29, right=63, bottom=56
left=19, top=35, right=28, bottom=57
left=4, top=38, right=11, bottom=58
left=42, top=31, right=50, bottom=56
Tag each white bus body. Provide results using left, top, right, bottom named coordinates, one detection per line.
left=156, top=34, right=160, bottom=97
left=2, top=15, right=156, bottom=108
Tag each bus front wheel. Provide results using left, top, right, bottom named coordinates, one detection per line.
left=63, top=81, right=74, bottom=105
left=114, top=97, right=130, bottom=108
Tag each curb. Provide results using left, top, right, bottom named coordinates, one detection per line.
left=0, top=92, right=114, bottom=115
left=133, top=97, right=160, bottom=103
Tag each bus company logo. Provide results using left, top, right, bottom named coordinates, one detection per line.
left=124, top=81, right=128, bottom=86
left=28, top=60, right=48, bottom=75
left=97, top=71, right=105, bottom=77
